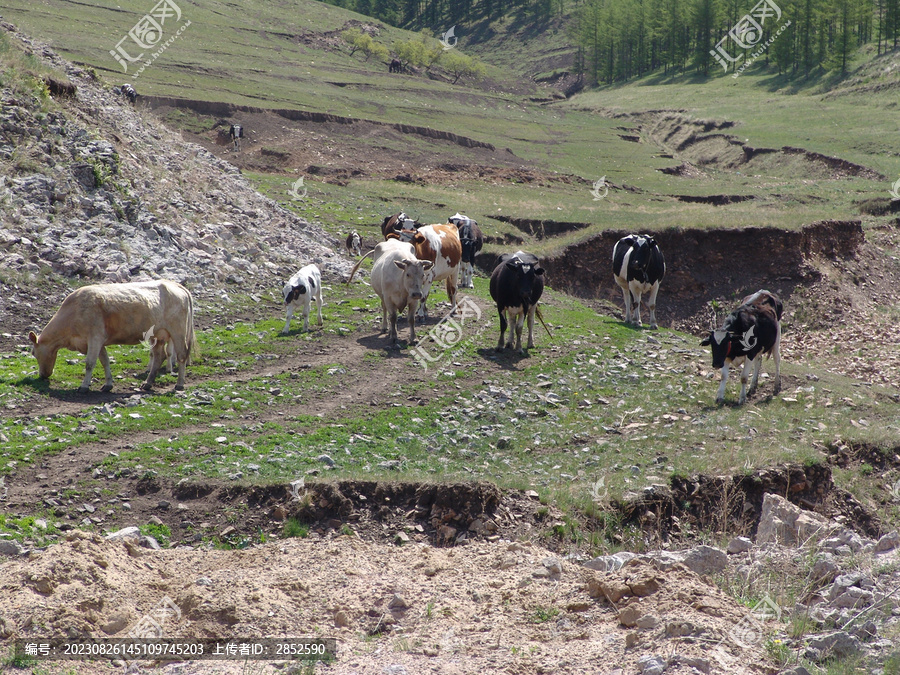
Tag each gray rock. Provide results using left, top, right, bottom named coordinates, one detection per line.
left=541, top=557, right=563, bottom=575
left=682, top=545, right=728, bottom=575
left=315, top=454, right=335, bottom=468
left=195, top=577, right=213, bottom=586
left=806, top=631, right=861, bottom=660
left=757, top=493, right=830, bottom=546
left=637, top=654, right=665, bottom=675
left=812, top=556, right=838, bottom=583
left=0, top=540, right=24, bottom=556
left=874, top=531, right=900, bottom=553
left=105, top=526, right=140, bottom=541
left=726, top=536, right=753, bottom=554
left=140, top=535, right=160, bottom=550
left=778, top=667, right=811, bottom=675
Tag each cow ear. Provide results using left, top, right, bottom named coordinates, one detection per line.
left=534, top=267, right=545, bottom=276
left=422, top=260, right=434, bottom=270
left=394, top=260, right=409, bottom=270
left=29, top=331, right=38, bottom=345
left=505, top=259, right=520, bottom=269
left=700, top=335, right=711, bottom=346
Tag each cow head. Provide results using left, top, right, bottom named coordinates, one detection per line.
left=700, top=328, right=736, bottom=368
left=394, top=259, right=434, bottom=300
left=506, top=256, right=545, bottom=300
left=283, top=282, right=307, bottom=304
left=28, top=331, right=57, bottom=379
left=626, top=236, right=657, bottom=279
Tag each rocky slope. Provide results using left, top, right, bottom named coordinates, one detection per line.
left=0, top=19, right=350, bottom=351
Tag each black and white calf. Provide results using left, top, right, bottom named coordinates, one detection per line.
left=489, top=251, right=545, bottom=354
left=118, top=83, right=137, bottom=104
left=612, top=234, right=665, bottom=329
left=229, top=124, right=243, bottom=151
left=700, top=289, right=783, bottom=405
left=449, top=213, right=483, bottom=288
left=346, top=230, right=362, bottom=256
left=282, top=264, right=324, bottom=334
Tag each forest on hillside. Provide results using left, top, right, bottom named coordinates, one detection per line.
left=317, top=0, right=900, bottom=84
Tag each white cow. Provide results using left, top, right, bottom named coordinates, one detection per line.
left=370, top=241, right=434, bottom=344
left=282, top=264, right=324, bottom=333
left=29, top=280, right=196, bottom=392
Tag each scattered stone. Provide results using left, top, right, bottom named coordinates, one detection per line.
left=388, top=594, right=408, bottom=610
left=0, top=540, right=25, bottom=556
left=105, top=526, right=140, bottom=542
left=140, top=536, right=160, bottom=550
left=394, top=532, right=410, bottom=545
left=635, top=614, right=659, bottom=629
left=874, top=531, right=900, bottom=553
left=334, top=610, right=351, bottom=628
left=617, top=604, right=642, bottom=627
left=681, top=545, right=727, bottom=576
left=195, top=577, right=213, bottom=586
left=219, top=526, right=236, bottom=538
left=149, top=516, right=164, bottom=526
left=624, top=632, right=639, bottom=649
left=316, top=454, right=335, bottom=468
left=637, top=654, right=665, bottom=675
left=726, top=536, right=753, bottom=554
left=756, top=493, right=830, bottom=546
left=806, top=631, right=861, bottom=660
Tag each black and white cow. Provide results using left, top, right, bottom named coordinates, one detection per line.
left=489, top=251, right=545, bottom=354
left=229, top=124, right=243, bottom=152
left=282, top=264, right=324, bottom=334
left=700, top=289, right=783, bottom=405
left=449, top=213, right=483, bottom=288
left=118, top=83, right=137, bottom=104
left=346, top=230, right=362, bottom=256
left=613, top=234, right=665, bottom=329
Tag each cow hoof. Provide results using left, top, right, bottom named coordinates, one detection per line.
left=280, top=330, right=289, bottom=335
left=715, top=397, right=725, bottom=405
left=174, top=385, right=185, bottom=392
left=78, top=386, right=90, bottom=393
left=100, top=384, right=113, bottom=393
left=140, top=383, right=153, bottom=392
left=649, top=324, right=659, bottom=331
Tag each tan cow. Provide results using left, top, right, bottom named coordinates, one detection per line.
left=29, top=280, right=196, bottom=393
left=370, top=241, right=434, bottom=344
left=410, top=223, right=462, bottom=321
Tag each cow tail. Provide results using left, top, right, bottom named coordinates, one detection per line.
left=187, top=292, right=199, bottom=364
left=346, top=249, right=374, bottom=284
left=535, top=306, right=553, bottom=337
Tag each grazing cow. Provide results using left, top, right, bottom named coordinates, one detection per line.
left=448, top=213, right=483, bottom=288
left=370, top=241, right=434, bottom=344
left=28, top=280, right=195, bottom=393
left=389, top=58, right=402, bottom=73
left=489, top=251, right=545, bottom=353
left=700, top=289, right=783, bottom=405
left=117, top=83, right=137, bottom=104
left=612, top=234, right=665, bottom=329
left=282, top=264, right=324, bottom=334
left=229, top=124, right=243, bottom=151
left=346, top=231, right=362, bottom=256
left=410, top=224, right=462, bottom=320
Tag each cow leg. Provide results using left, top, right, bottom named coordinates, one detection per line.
left=647, top=281, right=661, bottom=330
left=301, top=298, right=311, bottom=332
left=748, top=355, right=762, bottom=397
left=416, top=284, right=430, bottom=323
left=170, top=336, right=189, bottom=391
left=379, top=298, right=388, bottom=333
left=772, top=323, right=782, bottom=394
left=526, top=304, right=536, bottom=350
left=619, top=285, right=632, bottom=325
left=142, top=343, right=165, bottom=391
left=407, top=300, right=418, bottom=344
left=716, top=364, right=730, bottom=404
left=388, top=308, right=399, bottom=344
left=316, top=286, right=324, bottom=326
left=79, top=342, right=104, bottom=392
left=513, top=311, right=524, bottom=353
left=630, top=284, right=643, bottom=327
left=739, top=358, right=755, bottom=404
left=496, top=307, right=507, bottom=351
left=447, top=270, right=459, bottom=316
left=281, top=306, right=294, bottom=334
left=166, top=342, right=176, bottom=374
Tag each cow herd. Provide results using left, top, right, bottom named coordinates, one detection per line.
left=27, top=218, right=783, bottom=406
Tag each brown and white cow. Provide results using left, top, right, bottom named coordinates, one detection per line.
left=345, top=230, right=362, bottom=256
left=29, top=280, right=196, bottom=393
left=410, top=224, right=462, bottom=321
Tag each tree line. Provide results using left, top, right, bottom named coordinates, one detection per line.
left=324, top=0, right=564, bottom=30
left=571, top=0, right=900, bottom=84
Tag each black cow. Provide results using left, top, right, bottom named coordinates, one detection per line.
left=118, top=83, right=137, bottom=104
left=489, top=251, right=545, bottom=354
left=700, top=290, right=783, bottom=405
left=389, top=58, right=402, bottom=73
left=612, top=234, right=665, bottom=329
left=229, top=124, right=243, bottom=151
left=449, top=213, right=483, bottom=288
